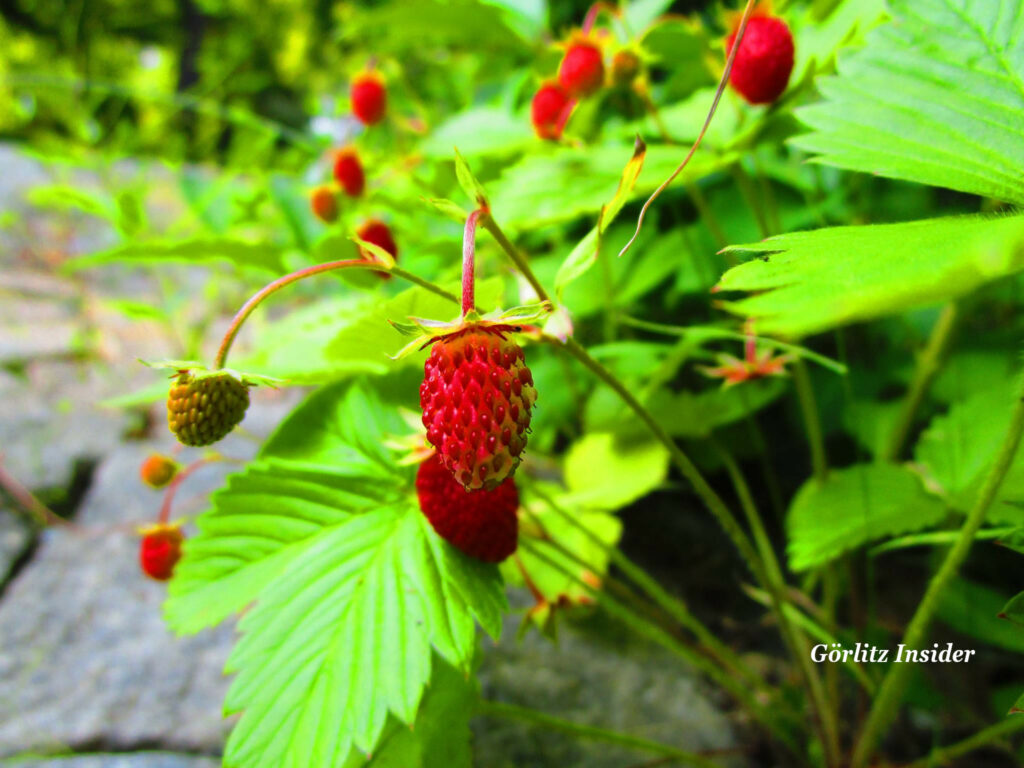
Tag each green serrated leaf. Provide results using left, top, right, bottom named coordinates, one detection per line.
left=166, top=382, right=506, bottom=766
left=787, top=464, right=947, bottom=571
left=937, top=578, right=1024, bottom=654
left=718, top=214, right=1024, bottom=337
left=562, top=432, right=669, bottom=510
left=792, top=0, right=1024, bottom=204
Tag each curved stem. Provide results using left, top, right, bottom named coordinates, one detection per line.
left=793, top=360, right=828, bottom=483
left=213, top=259, right=459, bottom=370
left=0, top=456, right=67, bottom=527
left=619, top=0, right=758, bottom=258
left=851, top=371, right=1024, bottom=768
left=159, top=456, right=220, bottom=523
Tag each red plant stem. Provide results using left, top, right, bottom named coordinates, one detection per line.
left=462, top=206, right=488, bottom=318
left=159, top=457, right=217, bottom=523
left=581, top=1, right=616, bottom=34
left=618, top=0, right=758, bottom=258
left=214, top=258, right=375, bottom=369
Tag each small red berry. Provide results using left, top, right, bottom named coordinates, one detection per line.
left=351, top=71, right=387, bottom=125
left=416, top=453, right=518, bottom=563
left=140, top=454, right=179, bottom=489
left=332, top=147, right=365, bottom=197
left=725, top=14, right=794, bottom=105
left=139, top=523, right=184, bottom=581
left=558, top=40, right=604, bottom=98
left=420, top=324, right=537, bottom=491
left=355, top=218, right=398, bottom=278
left=531, top=82, right=571, bottom=140
left=310, top=185, right=339, bottom=223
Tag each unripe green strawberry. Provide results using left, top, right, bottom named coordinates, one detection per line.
left=420, top=324, right=537, bottom=491
left=167, top=370, right=250, bottom=447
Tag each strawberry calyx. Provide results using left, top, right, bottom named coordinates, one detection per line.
left=388, top=304, right=552, bottom=360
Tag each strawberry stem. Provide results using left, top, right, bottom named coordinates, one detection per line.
left=581, top=1, right=616, bottom=35
left=461, top=206, right=488, bottom=318
left=618, top=0, right=758, bottom=258
left=158, top=457, right=217, bottom=523
left=213, top=258, right=459, bottom=369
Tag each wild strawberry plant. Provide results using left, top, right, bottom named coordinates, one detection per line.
left=15, top=0, right=1024, bottom=766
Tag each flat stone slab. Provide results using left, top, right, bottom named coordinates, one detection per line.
left=0, top=387, right=303, bottom=759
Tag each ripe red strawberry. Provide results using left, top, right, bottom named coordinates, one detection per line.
left=420, top=324, right=537, bottom=491
left=351, top=71, right=387, bottom=125
left=531, top=81, right=571, bottom=140
left=140, top=453, right=179, bottom=489
left=139, top=523, right=184, bottom=581
left=310, top=185, right=339, bottom=223
left=725, top=14, right=794, bottom=105
left=558, top=39, right=604, bottom=98
left=332, top=147, right=365, bottom=197
left=416, top=452, right=518, bottom=563
left=167, top=370, right=250, bottom=447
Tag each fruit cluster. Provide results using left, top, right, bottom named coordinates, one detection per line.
left=309, top=67, right=398, bottom=271
left=530, top=6, right=793, bottom=141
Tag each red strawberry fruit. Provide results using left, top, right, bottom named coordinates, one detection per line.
left=351, top=71, right=387, bottom=125
left=416, top=452, right=519, bottom=563
left=725, top=14, right=794, bottom=105
left=356, top=218, right=398, bottom=260
left=558, top=39, right=604, bottom=98
left=139, top=522, right=184, bottom=581
left=140, top=453, right=179, bottom=489
left=310, top=185, right=339, bottom=223
left=332, top=147, right=365, bottom=197
left=420, top=324, right=537, bottom=491
left=531, top=81, right=571, bottom=140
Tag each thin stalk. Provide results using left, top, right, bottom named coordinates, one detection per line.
left=480, top=214, right=549, bottom=303
left=529, top=485, right=765, bottom=693
left=159, top=457, right=219, bottom=523
left=882, top=302, right=958, bottom=462
left=619, top=0, right=759, bottom=257
left=685, top=182, right=729, bottom=252
left=851, top=371, right=1024, bottom=768
left=901, top=717, right=1024, bottom=768
left=729, top=163, right=770, bottom=239
left=559, top=337, right=763, bottom=582
left=462, top=207, right=486, bottom=317
left=477, top=700, right=724, bottom=768
left=713, top=439, right=841, bottom=766
left=518, top=539, right=801, bottom=756
left=0, top=457, right=68, bottom=527
left=792, top=360, right=828, bottom=482
left=214, top=259, right=459, bottom=369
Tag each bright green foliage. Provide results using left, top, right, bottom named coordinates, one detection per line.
left=563, top=432, right=669, bottom=511
left=914, top=382, right=1024, bottom=523
left=66, top=236, right=287, bottom=274
left=718, top=214, right=1024, bottom=336
left=936, top=578, right=1024, bottom=654
left=787, top=464, right=947, bottom=571
left=166, top=383, right=506, bottom=766
left=794, top=0, right=1024, bottom=205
